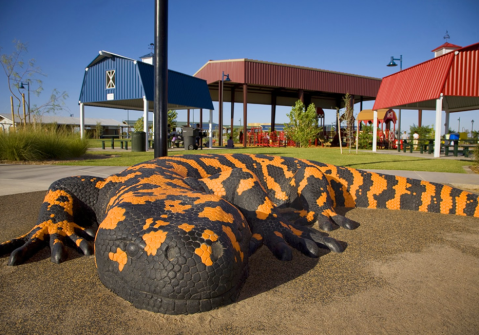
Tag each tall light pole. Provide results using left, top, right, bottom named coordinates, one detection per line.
left=154, top=0, right=168, bottom=157
left=472, top=120, right=474, bottom=136
left=387, top=55, right=403, bottom=151
left=220, top=71, right=230, bottom=146
left=458, top=117, right=460, bottom=133
left=19, top=82, right=30, bottom=123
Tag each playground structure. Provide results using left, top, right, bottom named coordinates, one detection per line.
left=356, top=109, right=398, bottom=149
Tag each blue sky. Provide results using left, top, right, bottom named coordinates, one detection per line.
left=1, top=0, right=478, bottom=134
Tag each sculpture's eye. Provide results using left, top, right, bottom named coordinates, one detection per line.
left=126, top=243, right=140, bottom=257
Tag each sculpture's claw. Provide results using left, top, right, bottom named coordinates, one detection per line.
left=7, top=239, right=44, bottom=266
left=331, top=215, right=360, bottom=230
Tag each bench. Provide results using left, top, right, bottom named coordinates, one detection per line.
left=443, top=143, right=476, bottom=157
left=101, top=138, right=129, bottom=150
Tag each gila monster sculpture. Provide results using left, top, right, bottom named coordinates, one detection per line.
left=1, top=154, right=478, bottom=314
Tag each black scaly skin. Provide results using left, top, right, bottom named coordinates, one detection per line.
left=1, top=154, right=478, bottom=314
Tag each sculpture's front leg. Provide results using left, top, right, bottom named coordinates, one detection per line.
left=0, top=176, right=102, bottom=265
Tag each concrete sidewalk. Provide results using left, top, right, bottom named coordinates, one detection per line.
left=1, top=163, right=478, bottom=197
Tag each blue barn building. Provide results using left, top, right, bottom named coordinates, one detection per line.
left=79, top=51, right=214, bottom=147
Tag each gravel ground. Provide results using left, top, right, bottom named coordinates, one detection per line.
left=1, top=191, right=478, bottom=334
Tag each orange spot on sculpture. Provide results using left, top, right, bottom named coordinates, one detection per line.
left=178, top=223, right=195, bottom=232
left=109, top=248, right=128, bottom=271
left=222, top=225, right=244, bottom=261
left=202, top=229, right=219, bottom=241
left=96, top=172, right=141, bottom=189
left=164, top=200, right=192, bottom=214
left=199, top=206, right=234, bottom=223
left=101, top=207, right=126, bottom=230
left=142, top=230, right=168, bottom=256
left=256, top=198, right=274, bottom=220
left=201, top=169, right=232, bottom=197
left=195, top=244, right=214, bottom=266
left=237, top=177, right=256, bottom=196
left=44, top=190, right=74, bottom=216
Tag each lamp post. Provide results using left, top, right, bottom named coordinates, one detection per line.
left=19, top=82, right=30, bottom=123
left=472, top=120, right=474, bottom=136
left=387, top=55, right=403, bottom=151
left=458, top=117, right=460, bottom=133
left=220, top=71, right=231, bottom=146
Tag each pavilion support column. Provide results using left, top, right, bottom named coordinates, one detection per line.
left=335, top=98, right=341, bottom=135
left=372, top=110, right=378, bottom=152
left=151, top=112, right=155, bottom=142
left=434, top=95, right=443, bottom=158
left=418, top=109, right=423, bottom=127
left=218, top=82, right=223, bottom=147
left=209, top=110, right=213, bottom=149
left=230, top=87, right=235, bottom=136
left=187, top=109, right=190, bottom=127
left=79, top=103, right=85, bottom=139
left=271, top=91, right=277, bottom=132
left=243, top=84, right=248, bottom=147
left=143, top=96, right=149, bottom=151
left=298, top=89, right=304, bottom=103
left=200, top=109, right=203, bottom=129
left=360, top=96, right=363, bottom=112
left=445, top=111, right=450, bottom=134
left=397, top=108, right=402, bottom=152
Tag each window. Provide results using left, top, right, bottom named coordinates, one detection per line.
left=106, top=70, right=115, bottom=89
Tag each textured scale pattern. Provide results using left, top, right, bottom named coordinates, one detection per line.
left=1, top=154, right=478, bottom=314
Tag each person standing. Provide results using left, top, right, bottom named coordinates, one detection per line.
left=413, top=131, right=419, bottom=150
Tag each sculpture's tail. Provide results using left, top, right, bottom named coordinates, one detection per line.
left=318, top=164, right=479, bottom=218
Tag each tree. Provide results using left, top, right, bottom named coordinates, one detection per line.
left=358, top=124, right=373, bottom=149
left=135, top=110, right=177, bottom=134
left=284, top=100, right=320, bottom=148
left=1, top=40, right=68, bottom=125
left=409, top=124, right=433, bottom=141
left=168, top=110, right=178, bottom=129
left=134, top=117, right=144, bottom=133
left=95, top=122, right=102, bottom=139
left=339, top=93, right=355, bottom=153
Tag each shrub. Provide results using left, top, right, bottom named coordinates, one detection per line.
left=0, top=124, right=89, bottom=161
left=358, top=124, right=373, bottom=149
left=284, top=100, right=319, bottom=148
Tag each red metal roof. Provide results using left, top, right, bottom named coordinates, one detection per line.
left=373, top=42, right=479, bottom=110
left=194, top=59, right=381, bottom=98
left=443, top=47, right=479, bottom=97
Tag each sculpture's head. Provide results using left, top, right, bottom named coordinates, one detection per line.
left=94, top=191, right=251, bottom=315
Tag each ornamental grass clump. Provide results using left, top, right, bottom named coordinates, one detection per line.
left=0, top=124, right=89, bottom=161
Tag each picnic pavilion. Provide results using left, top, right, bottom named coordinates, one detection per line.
left=372, top=42, right=479, bottom=157
left=194, top=59, right=382, bottom=146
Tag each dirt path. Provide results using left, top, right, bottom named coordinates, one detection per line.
left=1, top=192, right=478, bottom=334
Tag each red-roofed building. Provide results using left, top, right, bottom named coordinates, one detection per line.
left=194, top=59, right=382, bottom=146
left=372, top=42, right=479, bottom=157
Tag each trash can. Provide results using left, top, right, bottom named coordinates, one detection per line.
left=449, top=133, right=459, bottom=140
left=182, top=127, right=197, bottom=150
left=131, top=131, right=146, bottom=152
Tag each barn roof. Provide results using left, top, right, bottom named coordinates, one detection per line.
left=79, top=51, right=214, bottom=111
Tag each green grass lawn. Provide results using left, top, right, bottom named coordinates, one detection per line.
left=56, top=145, right=474, bottom=174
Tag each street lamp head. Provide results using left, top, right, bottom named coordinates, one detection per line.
left=19, top=82, right=25, bottom=89
left=224, top=74, right=231, bottom=82
left=387, top=57, right=397, bottom=67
